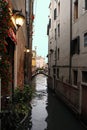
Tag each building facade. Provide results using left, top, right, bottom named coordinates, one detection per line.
left=11, top=0, right=27, bottom=89
left=32, top=50, right=36, bottom=74
left=47, top=0, right=71, bottom=89
left=36, top=56, right=46, bottom=69
left=0, top=0, right=34, bottom=109
left=47, top=0, right=87, bottom=123
left=11, top=0, right=34, bottom=87
left=48, top=0, right=87, bottom=89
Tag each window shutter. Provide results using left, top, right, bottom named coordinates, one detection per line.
left=77, top=36, right=80, bottom=54
left=84, top=33, right=87, bottom=46
left=54, top=8, right=57, bottom=20
left=47, top=24, right=49, bottom=35
left=85, top=0, right=87, bottom=10
left=49, top=19, right=51, bottom=28
left=71, top=40, right=74, bottom=55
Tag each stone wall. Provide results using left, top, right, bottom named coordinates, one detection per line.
left=47, top=77, right=87, bottom=125
left=47, top=76, right=54, bottom=90
left=55, top=80, right=80, bottom=113
left=81, top=83, right=87, bottom=124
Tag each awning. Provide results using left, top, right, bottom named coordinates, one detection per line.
left=8, top=28, right=17, bottom=44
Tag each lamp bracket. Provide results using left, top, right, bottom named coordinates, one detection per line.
left=13, top=9, right=22, bottom=14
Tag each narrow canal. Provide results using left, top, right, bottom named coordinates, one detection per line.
left=29, top=74, right=86, bottom=130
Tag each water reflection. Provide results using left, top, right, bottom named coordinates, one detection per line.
left=31, top=74, right=47, bottom=130
left=31, top=74, right=86, bottom=130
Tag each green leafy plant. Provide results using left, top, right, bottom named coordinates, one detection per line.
left=1, top=85, right=34, bottom=130
left=13, top=85, right=34, bottom=122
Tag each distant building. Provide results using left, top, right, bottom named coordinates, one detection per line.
left=32, top=50, right=36, bottom=74
left=36, top=56, right=46, bottom=69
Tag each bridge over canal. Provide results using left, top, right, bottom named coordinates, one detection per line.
left=32, top=70, right=48, bottom=79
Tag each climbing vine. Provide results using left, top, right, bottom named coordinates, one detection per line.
left=0, top=0, right=13, bottom=88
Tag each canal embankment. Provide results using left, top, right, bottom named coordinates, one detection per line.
left=47, top=76, right=87, bottom=127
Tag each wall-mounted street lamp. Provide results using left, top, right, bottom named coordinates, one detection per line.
left=26, top=48, right=30, bottom=53
left=12, top=9, right=25, bottom=28
left=24, top=47, right=30, bottom=53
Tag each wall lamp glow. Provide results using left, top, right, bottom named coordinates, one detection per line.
left=24, top=47, right=30, bottom=53
left=13, top=9, right=25, bottom=27
left=26, top=48, right=30, bottom=53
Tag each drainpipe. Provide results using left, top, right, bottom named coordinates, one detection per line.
left=0, top=77, right=1, bottom=112
left=24, top=0, right=30, bottom=85
left=69, top=0, right=72, bottom=84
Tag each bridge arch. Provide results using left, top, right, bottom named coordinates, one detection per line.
left=32, top=71, right=48, bottom=79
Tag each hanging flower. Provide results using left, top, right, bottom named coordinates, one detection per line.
left=31, top=14, right=35, bottom=20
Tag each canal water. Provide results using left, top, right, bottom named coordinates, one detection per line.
left=1, top=74, right=87, bottom=130
left=29, top=74, right=86, bottom=130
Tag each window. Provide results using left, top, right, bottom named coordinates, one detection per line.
left=26, top=0, right=29, bottom=12
left=47, top=19, right=51, bottom=35
left=82, top=71, right=87, bottom=83
left=54, top=8, right=57, bottom=20
left=49, top=19, right=51, bottom=28
left=58, top=2, right=60, bottom=16
left=85, top=0, right=87, bottom=10
left=55, top=49, right=57, bottom=61
left=84, top=33, right=87, bottom=47
left=53, top=68, right=56, bottom=74
left=47, top=24, right=49, bottom=35
left=58, top=24, right=60, bottom=37
left=55, top=28, right=57, bottom=40
left=58, top=48, right=59, bottom=60
left=71, top=36, right=80, bottom=55
left=74, top=0, right=78, bottom=20
left=73, top=70, right=78, bottom=85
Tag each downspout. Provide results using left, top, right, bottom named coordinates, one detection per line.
left=24, top=0, right=30, bottom=84
left=28, top=0, right=33, bottom=81
left=69, top=0, right=72, bottom=84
